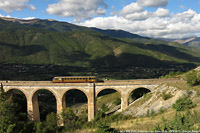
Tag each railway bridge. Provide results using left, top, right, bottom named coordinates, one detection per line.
left=1, top=78, right=184, bottom=122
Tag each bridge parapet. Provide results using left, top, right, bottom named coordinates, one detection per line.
left=0, top=78, right=185, bottom=86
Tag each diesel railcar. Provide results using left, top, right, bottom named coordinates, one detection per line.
left=52, top=76, right=97, bottom=83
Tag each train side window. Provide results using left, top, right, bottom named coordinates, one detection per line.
left=59, top=78, right=61, bottom=80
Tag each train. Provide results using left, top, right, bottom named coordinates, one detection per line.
left=52, top=76, right=98, bottom=83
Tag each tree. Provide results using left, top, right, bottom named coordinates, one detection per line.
left=0, top=84, right=16, bottom=133
left=44, top=112, right=59, bottom=132
left=61, top=108, right=78, bottom=131
left=172, top=95, right=196, bottom=111
left=34, top=112, right=59, bottom=133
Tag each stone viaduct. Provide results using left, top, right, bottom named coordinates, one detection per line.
left=1, top=78, right=185, bottom=122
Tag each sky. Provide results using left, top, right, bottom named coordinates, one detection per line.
left=0, top=0, right=200, bottom=39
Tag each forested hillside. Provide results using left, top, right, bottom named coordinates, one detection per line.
left=0, top=17, right=199, bottom=80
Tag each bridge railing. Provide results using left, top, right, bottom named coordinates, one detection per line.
left=0, top=78, right=186, bottom=86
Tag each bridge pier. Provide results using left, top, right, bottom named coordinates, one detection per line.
left=121, top=95, right=128, bottom=111
left=88, top=84, right=95, bottom=121
left=57, top=97, right=64, bottom=126
left=28, top=92, right=40, bottom=121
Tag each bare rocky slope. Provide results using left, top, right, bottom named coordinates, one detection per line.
left=122, top=83, right=194, bottom=117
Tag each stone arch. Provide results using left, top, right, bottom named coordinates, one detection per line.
left=61, top=88, right=90, bottom=121
left=127, top=87, right=151, bottom=105
left=96, top=87, right=122, bottom=97
left=61, top=88, right=89, bottom=105
left=61, top=88, right=89, bottom=109
left=30, top=88, right=58, bottom=102
left=5, top=88, right=28, bottom=120
left=96, top=87, right=122, bottom=113
left=31, top=88, right=58, bottom=121
left=5, top=88, right=28, bottom=100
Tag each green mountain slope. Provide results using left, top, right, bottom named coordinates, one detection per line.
left=0, top=17, right=199, bottom=69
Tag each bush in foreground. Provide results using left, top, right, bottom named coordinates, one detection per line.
left=172, top=95, right=196, bottom=111
left=186, top=70, right=200, bottom=86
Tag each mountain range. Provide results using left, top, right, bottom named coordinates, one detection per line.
left=0, top=17, right=199, bottom=70
left=174, top=37, right=200, bottom=48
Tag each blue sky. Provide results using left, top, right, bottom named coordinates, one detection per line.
left=0, top=0, right=200, bottom=39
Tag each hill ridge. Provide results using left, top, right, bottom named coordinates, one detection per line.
left=0, top=17, right=199, bottom=69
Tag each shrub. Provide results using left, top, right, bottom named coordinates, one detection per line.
left=172, top=95, right=196, bottom=111
left=160, top=71, right=183, bottom=78
left=34, top=112, right=59, bottom=133
left=186, top=70, right=200, bottom=86
left=61, top=108, right=79, bottom=131
left=153, top=110, right=200, bottom=131
left=162, top=92, right=173, bottom=100
left=196, top=90, right=200, bottom=97
left=158, top=108, right=165, bottom=114
left=101, top=104, right=109, bottom=113
left=146, top=109, right=156, bottom=117
left=96, top=122, right=118, bottom=133
left=113, top=97, right=121, bottom=106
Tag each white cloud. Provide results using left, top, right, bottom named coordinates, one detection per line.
left=119, top=2, right=153, bottom=21
left=119, top=2, right=169, bottom=21
left=0, top=14, right=12, bottom=18
left=0, top=14, right=4, bottom=17
left=0, top=0, right=36, bottom=13
left=123, top=10, right=151, bottom=21
left=120, top=2, right=143, bottom=15
left=119, top=2, right=150, bottom=21
left=154, top=8, right=169, bottom=17
left=137, top=0, right=168, bottom=7
left=79, top=9, right=200, bottom=39
left=22, top=17, right=36, bottom=20
left=170, top=9, right=196, bottom=24
left=46, top=0, right=107, bottom=22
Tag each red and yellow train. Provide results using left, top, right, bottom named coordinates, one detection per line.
left=52, top=76, right=97, bottom=83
